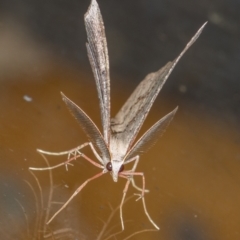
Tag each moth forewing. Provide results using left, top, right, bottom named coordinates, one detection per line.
left=61, top=92, right=110, bottom=165
left=125, top=107, right=178, bottom=161
left=111, top=22, right=207, bottom=153
left=85, top=0, right=111, bottom=145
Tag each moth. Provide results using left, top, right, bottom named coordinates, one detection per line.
left=30, top=0, right=206, bottom=230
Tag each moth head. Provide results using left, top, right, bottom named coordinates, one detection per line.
left=106, top=160, right=124, bottom=182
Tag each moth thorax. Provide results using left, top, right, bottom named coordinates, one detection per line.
left=106, top=161, right=124, bottom=173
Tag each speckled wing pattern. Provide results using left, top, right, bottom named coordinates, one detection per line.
left=85, top=0, right=111, bottom=146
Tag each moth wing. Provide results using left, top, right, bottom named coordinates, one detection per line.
left=111, top=23, right=207, bottom=152
left=125, top=107, right=178, bottom=160
left=85, top=0, right=111, bottom=145
left=61, top=92, right=111, bottom=164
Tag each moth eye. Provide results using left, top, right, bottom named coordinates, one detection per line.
left=106, top=162, right=112, bottom=171
left=119, top=164, right=124, bottom=173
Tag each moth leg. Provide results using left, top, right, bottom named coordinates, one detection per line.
left=118, top=174, right=131, bottom=230
left=120, top=167, right=159, bottom=230
left=130, top=178, right=149, bottom=193
left=30, top=151, right=103, bottom=172
left=64, top=142, right=103, bottom=170
left=123, top=156, right=149, bottom=193
left=38, top=142, right=102, bottom=162
left=46, top=171, right=105, bottom=225
left=138, top=193, right=160, bottom=230
left=31, top=142, right=103, bottom=171
left=118, top=156, right=148, bottom=230
left=66, top=142, right=103, bottom=164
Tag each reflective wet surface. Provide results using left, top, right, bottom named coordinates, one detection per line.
left=0, top=0, right=240, bottom=239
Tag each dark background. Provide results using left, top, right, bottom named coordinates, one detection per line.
left=1, top=0, right=240, bottom=121
left=0, top=0, right=239, bottom=239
